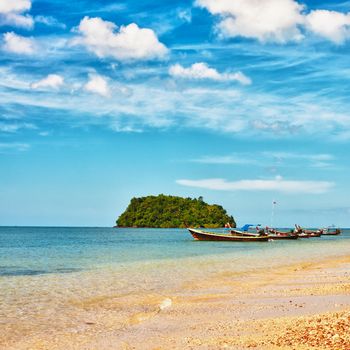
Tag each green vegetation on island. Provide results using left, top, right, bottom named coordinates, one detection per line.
left=116, top=194, right=236, bottom=228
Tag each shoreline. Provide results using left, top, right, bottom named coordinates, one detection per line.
left=3, top=253, right=350, bottom=350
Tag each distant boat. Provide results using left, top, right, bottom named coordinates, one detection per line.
left=188, top=228, right=269, bottom=242
left=294, top=225, right=323, bottom=238
left=297, top=232, right=310, bottom=238
left=308, top=231, right=322, bottom=237
left=322, top=227, right=341, bottom=235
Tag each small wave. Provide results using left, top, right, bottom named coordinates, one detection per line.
left=159, top=297, right=172, bottom=310
left=0, top=267, right=82, bottom=277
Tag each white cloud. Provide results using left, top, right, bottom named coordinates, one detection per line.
left=74, top=16, right=168, bottom=61
left=0, top=122, right=36, bottom=132
left=0, top=142, right=30, bottom=152
left=178, top=9, right=192, bottom=23
left=169, top=62, right=251, bottom=85
left=196, top=0, right=350, bottom=44
left=0, top=0, right=33, bottom=29
left=110, top=123, right=143, bottom=133
left=0, top=13, right=33, bottom=28
left=191, top=155, right=254, bottom=164
left=266, top=152, right=335, bottom=168
left=306, top=10, right=350, bottom=44
left=266, top=152, right=333, bottom=162
left=195, top=0, right=305, bottom=43
left=3, top=32, right=35, bottom=54
left=1, top=68, right=349, bottom=138
left=39, top=131, right=50, bottom=136
left=176, top=176, right=334, bottom=194
left=84, top=74, right=110, bottom=97
left=34, top=15, right=66, bottom=29
left=0, top=0, right=31, bottom=13
left=252, top=119, right=301, bottom=133
left=191, top=152, right=335, bottom=169
left=31, top=74, right=64, bottom=90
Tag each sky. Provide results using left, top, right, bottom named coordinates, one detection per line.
left=1, top=0, right=350, bottom=227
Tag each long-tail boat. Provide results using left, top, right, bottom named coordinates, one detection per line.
left=268, top=231, right=299, bottom=240
left=188, top=228, right=269, bottom=242
left=297, top=232, right=310, bottom=238
left=264, top=228, right=298, bottom=240
left=308, top=231, right=322, bottom=237
left=295, top=225, right=323, bottom=238
left=231, top=228, right=298, bottom=240
left=322, top=227, right=341, bottom=235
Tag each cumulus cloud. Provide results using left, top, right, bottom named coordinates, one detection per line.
left=2, top=32, right=35, bottom=54
left=0, top=0, right=31, bottom=14
left=176, top=176, right=334, bottom=194
left=74, top=16, right=168, bottom=61
left=195, top=0, right=350, bottom=44
left=195, top=0, right=305, bottom=43
left=84, top=74, right=110, bottom=97
left=169, top=62, right=251, bottom=85
left=0, top=0, right=33, bottom=29
left=306, top=10, right=350, bottom=44
left=31, top=74, right=64, bottom=90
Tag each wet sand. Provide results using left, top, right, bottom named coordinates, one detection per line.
left=2, top=255, right=350, bottom=350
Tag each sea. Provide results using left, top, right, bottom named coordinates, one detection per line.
left=1, top=226, right=350, bottom=347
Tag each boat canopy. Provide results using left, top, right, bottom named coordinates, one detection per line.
left=240, top=224, right=261, bottom=232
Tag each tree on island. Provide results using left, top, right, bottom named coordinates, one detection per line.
left=116, top=194, right=236, bottom=228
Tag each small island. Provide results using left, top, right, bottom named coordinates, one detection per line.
left=116, top=194, right=236, bottom=228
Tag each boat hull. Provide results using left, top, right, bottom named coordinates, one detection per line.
left=297, top=233, right=310, bottom=238
left=308, top=232, right=322, bottom=237
left=268, top=234, right=299, bottom=240
left=188, top=229, right=269, bottom=242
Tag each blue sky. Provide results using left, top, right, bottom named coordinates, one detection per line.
left=1, top=0, right=350, bottom=227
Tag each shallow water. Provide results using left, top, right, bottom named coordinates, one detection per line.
left=0, top=227, right=349, bottom=347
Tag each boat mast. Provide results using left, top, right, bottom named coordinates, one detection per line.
left=271, top=200, right=276, bottom=228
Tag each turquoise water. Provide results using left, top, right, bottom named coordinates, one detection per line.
left=1, top=227, right=349, bottom=277
left=1, top=226, right=350, bottom=347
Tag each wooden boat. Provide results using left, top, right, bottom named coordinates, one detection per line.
left=299, top=229, right=322, bottom=237
left=188, top=228, right=269, bottom=242
left=294, top=225, right=323, bottom=238
left=308, top=231, right=322, bottom=237
left=267, top=229, right=298, bottom=240
left=322, top=228, right=341, bottom=235
left=232, top=229, right=298, bottom=240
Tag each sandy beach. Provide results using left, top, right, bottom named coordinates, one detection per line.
left=2, top=253, right=350, bottom=350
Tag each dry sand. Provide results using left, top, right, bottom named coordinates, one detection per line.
left=2, top=255, right=350, bottom=350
